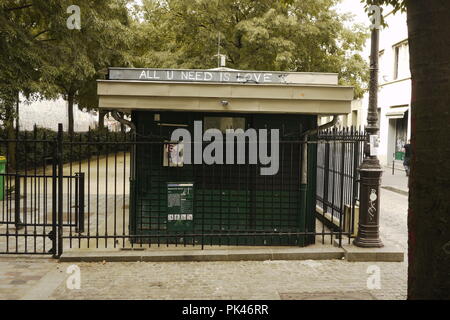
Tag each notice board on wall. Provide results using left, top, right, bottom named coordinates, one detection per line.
left=167, top=182, right=194, bottom=231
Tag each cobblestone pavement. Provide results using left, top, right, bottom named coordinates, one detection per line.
left=378, top=188, right=408, bottom=251
left=0, top=189, right=408, bottom=300
left=0, top=257, right=56, bottom=300
left=49, top=259, right=406, bottom=300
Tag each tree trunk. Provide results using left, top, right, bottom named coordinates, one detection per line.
left=5, top=104, right=16, bottom=172
left=406, top=1, right=450, bottom=299
left=67, top=93, right=75, bottom=135
left=98, top=110, right=107, bottom=129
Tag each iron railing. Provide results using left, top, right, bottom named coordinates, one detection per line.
left=316, top=128, right=366, bottom=244
left=0, top=124, right=365, bottom=256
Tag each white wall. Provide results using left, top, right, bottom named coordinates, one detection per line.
left=318, top=99, right=365, bottom=129
left=18, top=95, right=98, bottom=132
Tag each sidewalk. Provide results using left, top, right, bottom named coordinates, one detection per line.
left=0, top=188, right=408, bottom=300
left=381, top=167, right=409, bottom=196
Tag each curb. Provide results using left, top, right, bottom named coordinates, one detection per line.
left=342, top=245, right=404, bottom=262
left=334, top=239, right=404, bottom=262
left=60, top=247, right=345, bottom=263
left=381, top=186, right=409, bottom=196
left=59, top=245, right=404, bottom=263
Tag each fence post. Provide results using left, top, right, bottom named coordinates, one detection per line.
left=338, top=139, right=345, bottom=246
left=57, top=123, right=64, bottom=257
left=14, top=175, right=23, bottom=229
left=74, top=172, right=78, bottom=230
left=76, top=172, right=85, bottom=233
left=351, top=140, right=360, bottom=236
left=51, top=144, right=58, bottom=257
left=323, top=142, right=330, bottom=214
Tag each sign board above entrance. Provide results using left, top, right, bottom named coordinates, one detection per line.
left=108, top=68, right=338, bottom=85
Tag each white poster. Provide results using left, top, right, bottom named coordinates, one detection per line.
left=163, top=142, right=184, bottom=167
left=370, top=135, right=380, bottom=156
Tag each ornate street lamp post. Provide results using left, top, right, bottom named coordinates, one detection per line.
left=354, top=5, right=384, bottom=248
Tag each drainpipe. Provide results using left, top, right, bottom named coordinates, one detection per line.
left=299, top=116, right=339, bottom=240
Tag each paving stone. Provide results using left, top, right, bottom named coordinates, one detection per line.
left=0, top=189, right=408, bottom=300
left=280, top=291, right=376, bottom=300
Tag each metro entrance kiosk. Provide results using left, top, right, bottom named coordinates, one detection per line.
left=98, top=68, right=353, bottom=246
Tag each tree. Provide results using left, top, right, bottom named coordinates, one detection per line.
left=38, top=0, right=133, bottom=135
left=362, top=0, right=450, bottom=299
left=1, top=1, right=134, bottom=136
left=0, top=1, right=58, bottom=169
left=135, top=0, right=369, bottom=98
left=0, top=1, right=55, bottom=110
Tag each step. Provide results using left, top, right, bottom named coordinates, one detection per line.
left=59, top=243, right=404, bottom=263
left=334, top=239, right=404, bottom=262
left=334, top=238, right=404, bottom=262
left=60, top=246, right=345, bottom=262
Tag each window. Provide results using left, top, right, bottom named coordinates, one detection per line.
left=395, top=111, right=408, bottom=154
left=378, top=50, right=386, bottom=83
left=393, top=46, right=400, bottom=80
left=393, top=41, right=410, bottom=80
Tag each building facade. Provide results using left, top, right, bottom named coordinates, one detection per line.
left=97, top=67, right=354, bottom=246
left=375, top=10, right=411, bottom=166
left=319, top=99, right=365, bottom=129
left=362, top=10, right=411, bottom=167
left=322, top=9, right=411, bottom=167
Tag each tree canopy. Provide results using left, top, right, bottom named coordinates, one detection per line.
left=2, top=0, right=374, bottom=129
left=0, top=0, right=133, bottom=133
left=0, top=1, right=54, bottom=121
left=361, top=0, right=405, bottom=12
left=39, top=1, right=133, bottom=106
left=134, top=0, right=370, bottom=98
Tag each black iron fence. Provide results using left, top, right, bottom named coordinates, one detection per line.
left=316, top=128, right=366, bottom=245
left=0, top=124, right=365, bottom=257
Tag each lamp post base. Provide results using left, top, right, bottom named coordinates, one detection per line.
left=354, top=164, right=384, bottom=248
left=353, top=232, right=384, bottom=248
